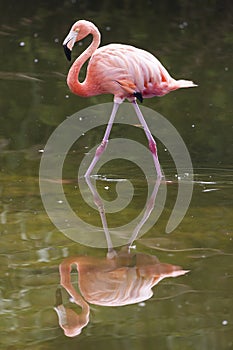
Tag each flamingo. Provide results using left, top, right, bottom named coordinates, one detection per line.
left=63, top=20, right=197, bottom=178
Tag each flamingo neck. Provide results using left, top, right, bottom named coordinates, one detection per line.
left=67, top=28, right=101, bottom=96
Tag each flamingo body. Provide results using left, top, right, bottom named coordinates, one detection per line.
left=85, top=44, right=188, bottom=101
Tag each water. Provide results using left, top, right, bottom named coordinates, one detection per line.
left=0, top=1, right=232, bottom=349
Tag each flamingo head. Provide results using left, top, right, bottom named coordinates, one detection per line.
left=63, top=20, right=98, bottom=61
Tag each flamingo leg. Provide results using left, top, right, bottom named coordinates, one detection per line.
left=85, top=176, right=116, bottom=259
left=85, top=102, right=120, bottom=177
left=127, top=176, right=161, bottom=248
left=132, top=100, right=162, bottom=178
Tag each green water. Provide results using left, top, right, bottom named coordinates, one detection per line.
left=0, top=1, right=232, bottom=349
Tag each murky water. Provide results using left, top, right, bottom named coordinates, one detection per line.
left=0, top=1, right=232, bottom=349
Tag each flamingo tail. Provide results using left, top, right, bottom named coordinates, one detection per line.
left=175, top=79, right=198, bottom=88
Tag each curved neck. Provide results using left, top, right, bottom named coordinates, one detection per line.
left=67, top=28, right=101, bottom=96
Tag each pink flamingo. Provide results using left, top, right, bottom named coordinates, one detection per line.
left=63, top=20, right=197, bottom=178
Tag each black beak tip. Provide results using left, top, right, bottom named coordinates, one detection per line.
left=63, top=44, right=72, bottom=61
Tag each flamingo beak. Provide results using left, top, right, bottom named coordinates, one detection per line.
left=63, top=30, right=78, bottom=61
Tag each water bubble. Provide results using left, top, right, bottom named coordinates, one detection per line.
left=179, top=21, right=188, bottom=30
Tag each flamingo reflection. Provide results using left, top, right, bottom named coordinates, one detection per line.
left=55, top=248, right=188, bottom=337
left=54, top=177, right=189, bottom=337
